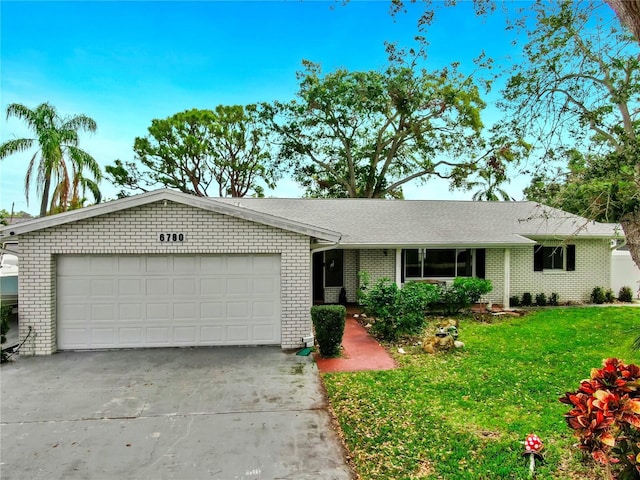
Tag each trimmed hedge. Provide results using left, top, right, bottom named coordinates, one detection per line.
left=311, top=305, right=346, bottom=357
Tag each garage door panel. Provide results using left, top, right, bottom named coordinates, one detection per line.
left=200, top=326, right=224, bottom=343
left=200, top=256, right=227, bottom=272
left=57, top=254, right=281, bottom=349
left=173, top=255, right=198, bottom=273
left=119, top=256, right=145, bottom=274
left=90, top=256, right=117, bottom=274
left=91, top=279, right=115, bottom=296
left=119, top=303, right=142, bottom=320
left=173, top=303, right=197, bottom=320
left=227, top=278, right=250, bottom=295
left=146, top=256, right=171, bottom=274
left=146, top=278, right=170, bottom=295
left=201, top=278, right=226, bottom=296
left=174, top=278, right=197, bottom=296
left=201, top=302, right=224, bottom=319
left=91, top=328, right=115, bottom=346
left=60, top=328, right=89, bottom=348
left=227, top=325, right=249, bottom=342
left=253, top=301, right=275, bottom=318
left=174, top=326, right=197, bottom=343
left=227, top=255, right=253, bottom=274
left=57, top=255, right=90, bottom=275
left=253, top=277, right=277, bottom=295
left=227, top=302, right=250, bottom=318
left=254, top=325, right=277, bottom=342
left=147, top=327, right=170, bottom=344
left=119, top=328, right=144, bottom=345
left=60, top=304, right=87, bottom=322
left=147, top=303, right=171, bottom=320
left=58, top=278, right=92, bottom=297
left=253, top=255, right=280, bottom=274
left=91, top=304, right=115, bottom=320
left=118, top=278, right=142, bottom=295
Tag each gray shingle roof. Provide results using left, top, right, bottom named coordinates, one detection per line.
left=216, top=198, right=618, bottom=247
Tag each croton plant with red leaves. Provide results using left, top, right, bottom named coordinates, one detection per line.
left=559, top=358, right=640, bottom=480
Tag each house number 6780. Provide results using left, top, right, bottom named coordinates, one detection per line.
left=157, top=233, right=186, bottom=242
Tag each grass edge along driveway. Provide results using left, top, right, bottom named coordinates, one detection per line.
left=323, top=307, right=640, bottom=480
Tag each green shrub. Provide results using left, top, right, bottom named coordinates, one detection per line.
left=359, top=277, right=440, bottom=341
left=509, top=295, right=521, bottom=307
left=521, top=292, right=533, bottom=306
left=605, top=289, right=616, bottom=303
left=396, top=282, right=439, bottom=334
left=439, top=277, right=492, bottom=314
left=591, top=286, right=606, bottom=304
left=549, top=292, right=559, bottom=306
left=311, top=305, right=346, bottom=357
left=618, top=286, right=634, bottom=303
left=535, top=293, right=547, bottom=306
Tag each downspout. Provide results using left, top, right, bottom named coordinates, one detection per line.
left=503, top=248, right=511, bottom=309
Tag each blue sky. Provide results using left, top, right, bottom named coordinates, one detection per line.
left=1, top=0, right=524, bottom=215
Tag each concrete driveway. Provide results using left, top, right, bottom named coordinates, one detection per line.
left=0, top=347, right=354, bottom=480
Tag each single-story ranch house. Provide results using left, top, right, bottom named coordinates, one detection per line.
left=0, top=189, right=618, bottom=356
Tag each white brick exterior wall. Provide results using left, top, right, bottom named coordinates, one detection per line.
left=502, top=239, right=611, bottom=305
left=349, top=242, right=612, bottom=306
left=358, top=249, right=396, bottom=289
left=17, top=201, right=312, bottom=355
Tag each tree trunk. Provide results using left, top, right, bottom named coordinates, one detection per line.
left=621, top=210, right=640, bottom=271
left=606, top=0, right=640, bottom=43
left=39, top=175, right=51, bottom=217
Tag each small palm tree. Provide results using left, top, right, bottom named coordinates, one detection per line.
left=470, top=169, right=512, bottom=201
left=0, top=102, right=101, bottom=216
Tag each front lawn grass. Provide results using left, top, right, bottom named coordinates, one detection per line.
left=322, top=307, right=640, bottom=479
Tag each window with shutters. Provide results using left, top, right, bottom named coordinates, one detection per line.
left=402, top=248, right=482, bottom=280
left=534, top=245, right=576, bottom=272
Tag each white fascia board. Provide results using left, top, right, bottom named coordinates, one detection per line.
left=334, top=238, right=537, bottom=249
left=0, top=189, right=342, bottom=243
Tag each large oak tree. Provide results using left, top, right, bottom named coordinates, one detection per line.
left=262, top=58, right=519, bottom=198
left=500, top=0, right=640, bottom=269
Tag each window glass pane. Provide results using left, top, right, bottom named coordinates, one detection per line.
left=325, top=250, right=344, bottom=287
left=424, top=249, right=456, bottom=277
left=404, top=249, right=421, bottom=278
left=456, top=249, right=472, bottom=277
left=543, top=247, right=563, bottom=270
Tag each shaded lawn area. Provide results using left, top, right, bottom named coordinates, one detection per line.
left=322, top=307, right=640, bottom=480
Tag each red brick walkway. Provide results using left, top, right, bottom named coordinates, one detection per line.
left=315, top=318, right=397, bottom=373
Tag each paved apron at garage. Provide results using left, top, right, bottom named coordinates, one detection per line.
left=0, top=347, right=354, bottom=480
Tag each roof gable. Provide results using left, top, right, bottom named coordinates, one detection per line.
left=0, top=190, right=341, bottom=243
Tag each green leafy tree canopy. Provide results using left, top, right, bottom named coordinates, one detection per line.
left=106, top=106, right=279, bottom=198
left=0, top=102, right=101, bottom=216
left=501, top=0, right=640, bottom=268
left=262, top=56, right=525, bottom=199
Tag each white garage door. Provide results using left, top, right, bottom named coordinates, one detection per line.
left=57, top=254, right=281, bottom=349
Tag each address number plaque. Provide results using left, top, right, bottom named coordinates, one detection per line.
left=157, top=232, right=186, bottom=242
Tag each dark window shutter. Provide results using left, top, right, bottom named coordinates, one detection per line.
left=475, top=249, right=486, bottom=279
left=566, top=245, right=576, bottom=271
left=401, top=250, right=406, bottom=283
left=534, top=245, right=544, bottom=271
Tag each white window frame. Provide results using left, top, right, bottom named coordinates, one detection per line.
left=403, top=248, right=476, bottom=280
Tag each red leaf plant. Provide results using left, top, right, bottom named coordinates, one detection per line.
left=560, top=358, right=640, bottom=480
